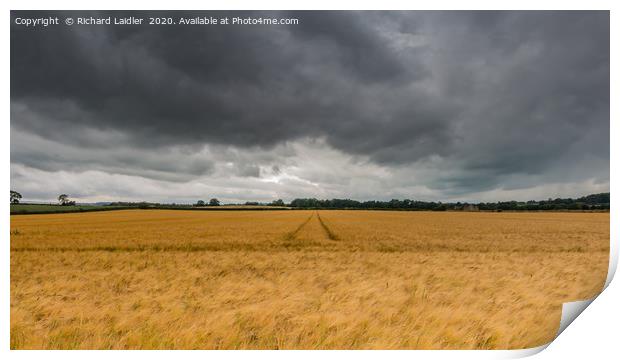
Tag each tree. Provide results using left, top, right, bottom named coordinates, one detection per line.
left=209, top=198, right=220, bottom=206
left=10, top=190, right=22, bottom=204
left=271, top=199, right=285, bottom=206
left=195, top=200, right=205, bottom=207
left=58, top=194, right=69, bottom=205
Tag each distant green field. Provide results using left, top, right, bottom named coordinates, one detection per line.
left=10, top=204, right=121, bottom=215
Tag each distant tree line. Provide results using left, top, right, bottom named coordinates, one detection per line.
left=106, top=201, right=162, bottom=207
left=244, top=199, right=286, bottom=206
left=476, top=193, right=610, bottom=211
left=289, top=198, right=450, bottom=210
left=10, top=190, right=610, bottom=211
left=107, top=198, right=223, bottom=207
left=288, top=193, right=610, bottom=211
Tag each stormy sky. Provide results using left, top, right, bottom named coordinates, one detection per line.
left=10, top=11, right=609, bottom=203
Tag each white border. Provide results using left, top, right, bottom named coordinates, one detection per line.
left=3, top=1, right=617, bottom=359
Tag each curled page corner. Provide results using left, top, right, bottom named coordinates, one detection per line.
left=556, top=298, right=596, bottom=337
left=503, top=298, right=598, bottom=359
left=505, top=343, right=550, bottom=358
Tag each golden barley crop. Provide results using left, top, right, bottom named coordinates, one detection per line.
left=10, top=210, right=609, bottom=349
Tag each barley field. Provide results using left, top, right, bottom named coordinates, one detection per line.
left=10, top=210, right=609, bottom=349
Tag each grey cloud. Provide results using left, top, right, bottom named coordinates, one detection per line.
left=11, top=128, right=215, bottom=182
left=10, top=11, right=609, bottom=200
left=11, top=11, right=447, bottom=154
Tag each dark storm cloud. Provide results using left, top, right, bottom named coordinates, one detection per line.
left=11, top=11, right=449, bottom=155
left=10, top=10, right=609, bottom=198
left=440, top=11, right=609, bottom=190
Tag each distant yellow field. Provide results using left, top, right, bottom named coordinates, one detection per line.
left=10, top=210, right=609, bottom=349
